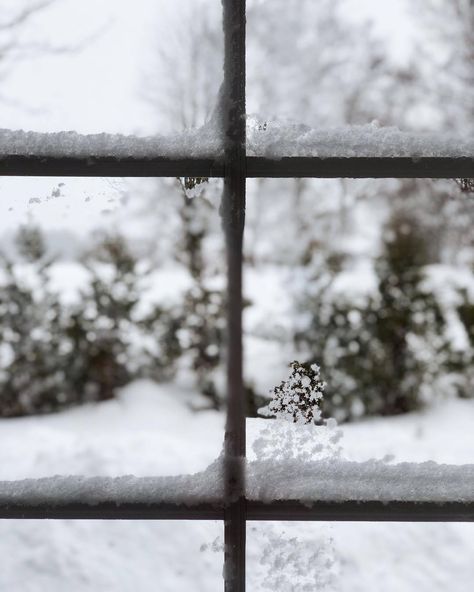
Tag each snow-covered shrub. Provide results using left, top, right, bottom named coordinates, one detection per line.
left=0, top=222, right=226, bottom=415
left=171, top=182, right=227, bottom=409
left=15, top=224, right=47, bottom=263
left=447, top=290, right=474, bottom=398
left=254, top=362, right=343, bottom=462
left=266, top=361, right=325, bottom=424
left=176, top=283, right=226, bottom=409
left=66, top=232, right=182, bottom=402
left=0, top=229, right=184, bottom=415
left=0, top=225, right=74, bottom=416
left=253, top=362, right=340, bottom=591
left=296, top=212, right=453, bottom=421
left=65, top=233, right=138, bottom=400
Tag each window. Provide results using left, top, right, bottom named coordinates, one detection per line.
left=0, top=1, right=473, bottom=591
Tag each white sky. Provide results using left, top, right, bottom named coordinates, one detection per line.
left=0, top=0, right=177, bottom=235
left=0, top=0, right=174, bottom=134
left=344, top=0, right=416, bottom=65
left=0, top=0, right=413, bottom=237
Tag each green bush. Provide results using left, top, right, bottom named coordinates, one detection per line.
left=0, top=226, right=74, bottom=416
left=0, top=228, right=182, bottom=416
left=295, top=212, right=455, bottom=421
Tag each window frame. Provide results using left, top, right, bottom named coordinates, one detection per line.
left=0, top=1, right=474, bottom=591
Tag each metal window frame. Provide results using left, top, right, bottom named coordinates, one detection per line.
left=0, top=155, right=472, bottom=178
left=1, top=1, right=474, bottom=591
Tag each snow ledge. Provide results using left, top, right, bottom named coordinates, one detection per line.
left=247, top=459, right=474, bottom=504
left=1, top=458, right=473, bottom=507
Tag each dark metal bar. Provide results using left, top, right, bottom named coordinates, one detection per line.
left=246, top=500, right=474, bottom=522
left=0, top=156, right=224, bottom=178
left=222, top=1, right=247, bottom=591
left=2, top=499, right=474, bottom=522
left=0, top=502, right=223, bottom=520
left=0, top=155, right=472, bottom=178
left=247, top=156, right=474, bottom=178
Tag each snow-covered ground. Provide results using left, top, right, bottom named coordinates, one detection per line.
left=1, top=380, right=473, bottom=591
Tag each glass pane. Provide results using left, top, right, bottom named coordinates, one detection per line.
left=0, top=0, right=223, bottom=135
left=248, top=522, right=474, bottom=592
left=0, top=520, right=223, bottom=591
left=247, top=0, right=471, bottom=134
left=0, top=176, right=225, bottom=479
left=245, top=177, right=474, bottom=462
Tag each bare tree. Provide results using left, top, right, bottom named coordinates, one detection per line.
left=409, top=0, right=474, bottom=133
left=404, top=0, right=474, bottom=257
left=143, top=0, right=222, bottom=133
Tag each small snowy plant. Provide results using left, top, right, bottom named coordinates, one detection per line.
left=267, top=361, right=325, bottom=424
left=253, top=361, right=343, bottom=462
left=253, top=361, right=340, bottom=591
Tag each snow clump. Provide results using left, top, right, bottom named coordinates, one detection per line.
left=254, top=361, right=343, bottom=462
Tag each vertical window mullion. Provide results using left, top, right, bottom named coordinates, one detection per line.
left=222, top=0, right=247, bottom=591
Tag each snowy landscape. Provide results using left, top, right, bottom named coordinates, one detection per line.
left=1, top=381, right=474, bottom=591
left=1, top=0, right=474, bottom=590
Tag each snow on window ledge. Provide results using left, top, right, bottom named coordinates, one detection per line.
left=1, top=121, right=473, bottom=161
left=247, top=458, right=474, bottom=504
left=0, top=459, right=224, bottom=507
left=1, top=457, right=473, bottom=507
left=247, top=118, right=474, bottom=159
left=0, top=126, right=223, bottom=160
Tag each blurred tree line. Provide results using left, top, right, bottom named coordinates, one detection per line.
left=0, top=0, right=473, bottom=419
left=140, top=0, right=474, bottom=421
left=0, top=225, right=178, bottom=416
left=0, top=219, right=229, bottom=416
